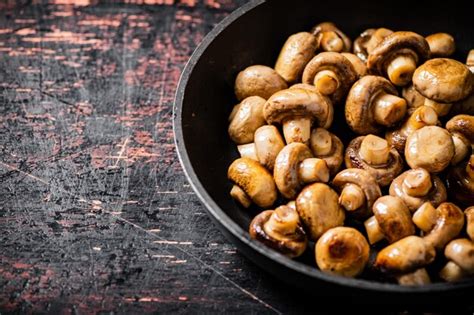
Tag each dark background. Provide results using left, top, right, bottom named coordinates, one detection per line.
left=0, top=1, right=470, bottom=314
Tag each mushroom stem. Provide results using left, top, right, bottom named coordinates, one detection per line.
left=413, top=202, right=437, bottom=232
left=466, top=155, right=474, bottom=180
left=402, top=168, right=432, bottom=197
left=311, top=128, right=333, bottom=156
left=313, top=70, right=340, bottom=95
left=282, top=117, right=311, bottom=144
left=339, top=184, right=365, bottom=211
left=467, top=49, right=474, bottom=73
left=424, top=98, right=452, bottom=117
left=230, top=185, right=252, bottom=208
left=237, top=143, right=258, bottom=161
left=373, top=92, right=407, bottom=126
left=364, top=216, right=384, bottom=244
left=440, top=261, right=465, bottom=282
left=298, top=158, right=330, bottom=184
left=407, top=105, right=438, bottom=130
left=359, top=135, right=390, bottom=165
left=320, top=31, right=344, bottom=52
left=451, top=133, right=470, bottom=165
left=387, top=54, right=417, bottom=86
left=263, top=206, right=300, bottom=241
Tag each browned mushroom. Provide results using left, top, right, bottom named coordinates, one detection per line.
left=345, top=135, right=404, bottom=186
left=446, top=115, right=474, bottom=165
left=364, top=196, right=415, bottom=245
left=446, top=154, right=474, bottom=206
left=274, top=32, right=318, bottom=84
left=274, top=143, right=329, bottom=199
left=389, top=168, right=447, bottom=212
left=466, top=207, right=474, bottom=241
left=228, top=158, right=277, bottom=208
left=405, top=126, right=455, bottom=173
left=228, top=96, right=266, bottom=144
left=367, top=31, right=430, bottom=86
left=234, top=65, right=288, bottom=101
left=426, top=33, right=455, bottom=57
left=311, top=22, right=351, bottom=53
left=353, top=28, right=393, bottom=62
left=296, top=183, right=345, bottom=241
left=264, top=88, right=333, bottom=144
left=467, top=49, right=474, bottom=72
left=396, top=268, right=431, bottom=286
left=309, top=128, right=344, bottom=176
left=345, top=76, right=407, bottom=134
left=422, top=202, right=465, bottom=251
left=315, top=227, right=369, bottom=277
left=249, top=205, right=308, bottom=258
left=439, top=238, right=474, bottom=282
left=402, top=84, right=452, bottom=116
left=386, top=106, right=438, bottom=153
left=341, top=53, right=367, bottom=78
left=374, top=236, right=436, bottom=274
left=332, top=168, right=381, bottom=220
left=302, top=52, right=357, bottom=104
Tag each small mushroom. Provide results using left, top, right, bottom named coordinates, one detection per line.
left=426, top=33, right=455, bottom=57
left=315, top=227, right=369, bottom=277
left=405, top=126, right=455, bottom=173
left=439, top=238, right=474, bottom=282
left=234, top=65, right=288, bottom=101
left=302, top=52, right=357, bottom=104
left=402, top=84, right=452, bottom=116
left=389, top=168, right=447, bottom=212
left=264, top=88, right=333, bottom=144
left=364, top=196, right=415, bottom=245
left=228, top=96, right=266, bottom=144
left=446, top=154, right=474, bottom=206
left=228, top=157, right=277, bottom=208
left=237, top=125, right=285, bottom=171
left=374, top=236, right=436, bottom=274
left=386, top=106, right=438, bottom=153
left=345, top=134, right=404, bottom=186
left=368, top=31, right=430, bottom=86
left=275, top=32, right=318, bottom=84
left=309, top=128, right=344, bottom=176
left=466, top=207, right=474, bottom=241
left=249, top=205, right=308, bottom=258
left=345, top=76, right=407, bottom=134
left=353, top=28, right=393, bottom=62
left=396, top=268, right=431, bottom=286
left=296, top=183, right=345, bottom=241
left=467, top=49, right=474, bottom=72
left=446, top=115, right=474, bottom=165
left=274, top=143, right=329, bottom=199
left=332, top=168, right=381, bottom=220
left=311, top=22, right=351, bottom=53
left=341, top=53, right=367, bottom=78
left=422, top=202, right=465, bottom=251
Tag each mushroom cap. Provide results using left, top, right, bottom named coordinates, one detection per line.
left=405, top=126, right=454, bottom=173
left=302, top=52, right=357, bottom=104
left=341, top=52, right=368, bottom=78
left=402, top=84, right=426, bottom=110
left=296, top=183, right=345, bottom=241
left=228, top=157, right=277, bottom=208
left=447, top=156, right=474, bottom=206
left=228, top=96, right=266, bottom=144
left=345, top=136, right=404, bottom=186
left=332, top=168, right=382, bottom=219
left=249, top=207, right=308, bottom=258
left=373, top=196, right=415, bottom=243
left=254, top=125, right=285, bottom=170
left=444, top=238, right=474, bottom=273
left=367, top=31, right=430, bottom=77
left=234, top=65, right=288, bottom=101
left=413, top=58, right=473, bottom=103
left=423, top=202, right=465, bottom=251
left=397, top=268, right=431, bottom=286
left=374, top=236, right=436, bottom=274
left=466, top=207, right=474, bottom=241
left=310, top=128, right=344, bottom=176
left=263, top=88, right=333, bottom=129
left=446, top=114, right=474, bottom=144
left=426, top=33, right=456, bottom=57
left=274, top=143, right=313, bottom=199
left=389, top=169, right=447, bottom=212
left=353, top=28, right=376, bottom=62
left=275, top=32, right=318, bottom=84
left=315, top=227, right=369, bottom=277
left=311, top=22, right=352, bottom=52
left=345, top=75, right=400, bottom=134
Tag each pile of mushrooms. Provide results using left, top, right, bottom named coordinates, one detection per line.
left=227, top=22, right=474, bottom=285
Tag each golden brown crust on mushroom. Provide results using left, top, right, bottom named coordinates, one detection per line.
left=389, top=169, right=447, bottom=212
left=446, top=155, right=474, bottom=206
left=466, top=207, right=474, bottom=241
left=446, top=114, right=474, bottom=144
left=311, top=22, right=351, bottom=53
left=228, top=158, right=277, bottom=208
left=423, top=202, right=465, bottom=251
left=309, top=128, right=344, bottom=176
left=332, top=168, right=382, bottom=220
left=341, top=53, right=367, bottom=78
left=228, top=96, right=266, bottom=144
left=275, top=32, right=318, bottom=84
left=315, top=227, right=369, bottom=277
left=296, top=183, right=345, bottom=241
left=234, top=65, right=288, bottom=101
left=345, top=136, right=404, bottom=186
left=426, top=33, right=455, bottom=57
left=373, top=196, right=415, bottom=244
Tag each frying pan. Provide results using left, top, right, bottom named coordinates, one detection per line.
left=173, top=0, right=474, bottom=308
